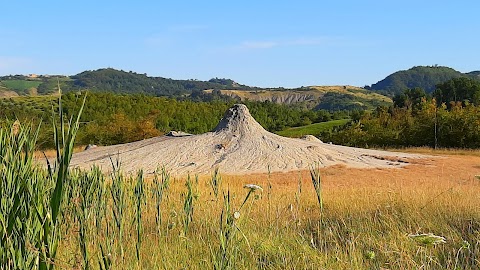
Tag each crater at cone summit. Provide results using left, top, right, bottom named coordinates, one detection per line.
left=70, top=104, right=427, bottom=175
left=213, top=104, right=266, bottom=135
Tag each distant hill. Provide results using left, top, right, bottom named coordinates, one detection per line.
left=467, top=71, right=480, bottom=78
left=368, top=66, right=480, bottom=96
left=1, top=68, right=392, bottom=110
left=208, top=86, right=392, bottom=111
left=71, top=68, right=255, bottom=96
left=0, top=68, right=254, bottom=97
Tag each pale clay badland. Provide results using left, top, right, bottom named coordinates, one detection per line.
left=70, top=104, right=428, bottom=175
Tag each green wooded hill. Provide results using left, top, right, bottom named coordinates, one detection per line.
left=367, top=66, right=480, bottom=96
left=0, top=69, right=255, bottom=97
left=71, top=68, right=257, bottom=95
left=467, top=71, right=480, bottom=78
left=3, top=65, right=480, bottom=110
left=0, top=68, right=391, bottom=110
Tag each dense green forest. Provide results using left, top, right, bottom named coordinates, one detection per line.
left=0, top=69, right=256, bottom=96
left=367, top=66, right=480, bottom=96
left=324, top=77, right=480, bottom=148
left=0, top=92, right=346, bottom=149
left=71, top=69, right=257, bottom=96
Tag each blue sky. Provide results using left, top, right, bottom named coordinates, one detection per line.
left=1, top=1, right=479, bottom=87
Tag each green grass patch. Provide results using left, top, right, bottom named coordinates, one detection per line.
left=1, top=80, right=42, bottom=92
left=276, top=119, right=350, bottom=137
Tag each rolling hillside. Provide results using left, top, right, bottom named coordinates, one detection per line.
left=208, top=86, right=392, bottom=110
left=0, top=75, right=72, bottom=96
left=70, top=68, right=255, bottom=96
left=368, top=66, right=480, bottom=96
left=0, top=84, right=19, bottom=97
left=1, top=69, right=392, bottom=110
left=0, top=69, right=254, bottom=97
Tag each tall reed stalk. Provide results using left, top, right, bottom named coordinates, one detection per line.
left=72, top=166, right=103, bottom=270
left=40, top=89, right=86, bottom=270
left=0, top=121, right=43, bottom=269
left=213, top=191, right=236, bottom=270
left=209, top=167, right=222, bottom=201
left=309, top=163, right=323, bottom=215
left=0, top=89, right=86, bottom=270
left=133, top=170, right=146, bottom=262
left=213, top=185, right=262, bottom=270
left=182, top=175, right=198, bottom=235
left=109, top=158, right=126, bottom=261
left=153, top=167, right=170, bottom=234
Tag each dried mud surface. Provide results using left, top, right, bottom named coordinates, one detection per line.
left=70, top=104, right=429, bottom=175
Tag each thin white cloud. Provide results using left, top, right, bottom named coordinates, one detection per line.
left=233, top=37, right=341, bottom=51
left=168, top=24, right=208, bottom=33
left=238, top=41, right=279, bottom=49
left=287, top=37, right=334, bottom=46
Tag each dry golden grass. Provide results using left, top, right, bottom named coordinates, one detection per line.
left=386, top=146, right=480, bottom=157
left=56, top=153, right=480, bottom=269
left=34, top=145, right=86, bottom=159
left=310, top=86, right=392, bottom=102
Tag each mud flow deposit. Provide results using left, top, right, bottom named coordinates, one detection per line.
left=70, top=104, right=426, bottom=174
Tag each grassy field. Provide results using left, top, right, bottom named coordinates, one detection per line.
left=276, top=119, right=351, bottom=138
left=47, top=154, right=480, bottom=269
left=385, top=146, right=480, bottom=157
left=1, top=79, right=42, bottom=92
left=0, top=77, right=72, bottom=95
left=3, top=118, right=480, bottom=269
left=2, top=94, right=480, bottom=270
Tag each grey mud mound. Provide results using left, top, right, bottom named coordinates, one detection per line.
left=70, top=104, right=426, bottom=175
left=166, top=131, right=192, bottom=137
left=300, top=135, right=323, bottom=143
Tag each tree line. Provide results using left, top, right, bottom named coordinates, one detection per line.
left=0, top=92, right=345, bottom=149
left=323, top=77, right=480, bottom=148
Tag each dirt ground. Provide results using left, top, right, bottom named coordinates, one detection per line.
left=224, top=154, right=480, bottom=192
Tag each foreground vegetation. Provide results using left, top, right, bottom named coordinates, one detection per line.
left=1, top=96, right=479, bottom=269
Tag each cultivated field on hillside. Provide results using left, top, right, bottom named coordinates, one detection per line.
left=1, top=79, right=42, bottom=92
left=276, top=119, right=351, bottom=138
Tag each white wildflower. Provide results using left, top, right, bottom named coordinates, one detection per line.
left=243, top=184, right=263, bottom=192
left=408, top=233, right=446, bottom=246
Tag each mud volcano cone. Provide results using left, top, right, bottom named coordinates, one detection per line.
left=70, top=104, right=425, bottom=175
left=213, top=104, right=266, bottom=135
